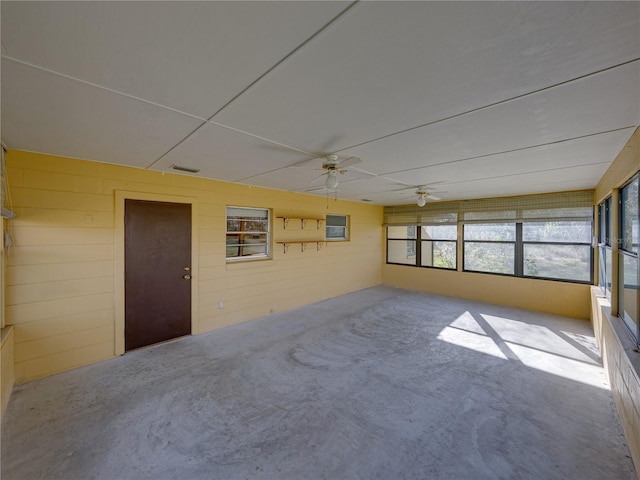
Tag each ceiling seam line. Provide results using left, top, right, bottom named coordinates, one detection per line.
left=206, top=120, right=315, bottom=156
left=435, top=160, right=613, bottom=187
left=1, top=55, right=208, bottom=123
left=379, top=125, right=636, bottom=177
left=143, top=121, right=208, bottom=170
left=2, top=55, right=318, bottom=164
left=334, top=57, right=640, bottom=154
left=160, top=0, right=362, bottom=173
left=146, top=117, right=316, bottom=170
left=202, top=1, right=360, bottom=123
left=234, top=124, right=629, bottom=186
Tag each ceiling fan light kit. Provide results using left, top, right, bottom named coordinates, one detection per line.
left=325, top=169, right=339, bottom=190
left=413, top=185, right=442, bottom=206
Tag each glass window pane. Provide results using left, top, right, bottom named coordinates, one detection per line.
left=326, top=214, right=347, bottom=227
left=227, top=207, right=268, bottom=219
left=598, top=245, right=607, bottom=295
left=523, top=244, right=591, bottom=281
left=327, top=226, right=347, bottom=239
left=464, top=242, right=515, bottom=274
left=238, top=244, right=268, bottom=256
left=619, top=253, right=639, bottom=336
left=422, top=225, right=457, bottom=240
left=598, top=201, right=609, bottom=244
left=226, top=206, right=270, bottom=260
left=605, top=247, right=612, bottom=294
left=421, top=240, right=456, bottom=269
left=226, top=219, right=268, bottom=233
left=522, top=221, right=591, bottom=243
left=621, top=178, right=639, bottom=253
left=387, top=226, right=417, bottom=239
left=387, top=240, right=417, bottom=265
left=464, top=224, right=515, bottom=241
left=327, top=215, right=348, bottom=240
left=606, top=197, right=612, bottom=246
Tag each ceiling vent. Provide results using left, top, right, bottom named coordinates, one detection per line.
left=171, top=165, right=200, bottom=174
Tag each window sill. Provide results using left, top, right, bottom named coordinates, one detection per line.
left=226, top=256, right=273, bottom=266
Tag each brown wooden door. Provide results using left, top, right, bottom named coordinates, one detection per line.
left=125, top=199, right=192, bottom=351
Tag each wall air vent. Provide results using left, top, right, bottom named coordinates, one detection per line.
left=171, top=165, right=200, bottom=173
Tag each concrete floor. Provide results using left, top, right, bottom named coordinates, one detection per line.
left=1, top=286, right=636, bottom=479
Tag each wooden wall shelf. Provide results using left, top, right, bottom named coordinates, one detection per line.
left=276, top=216, right=324, bottom=230
left=276, top=241, right=325, bottom=253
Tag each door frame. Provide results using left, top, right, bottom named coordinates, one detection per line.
left=114, top=190, right=199, bottom=355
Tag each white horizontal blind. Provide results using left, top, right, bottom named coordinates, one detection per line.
left=384, top=201, right=459, bottom=226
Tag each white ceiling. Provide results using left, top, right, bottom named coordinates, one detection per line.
left=2, top=1, right=639, bottom=205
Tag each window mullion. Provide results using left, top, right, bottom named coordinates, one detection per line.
left=416, top=225, right=422, bottom=266
left=515, top=223, right=523, bottom=277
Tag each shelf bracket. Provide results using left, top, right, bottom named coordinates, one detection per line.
left=317, top=219, right=324, bottom=230
left=301, top=242, right=308, bottom=252
left=317, top=241, right=323, bottom=251
left=282, top=242, right=289, bottom=254
left=301, top=218, right=307, bottom=229
left=282, top=218, right=289, bottom=229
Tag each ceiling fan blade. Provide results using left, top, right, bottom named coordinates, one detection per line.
left=289, top=157, right=322, bottom=168
left=305, top=186, right=340, bottom=193
left=426, top=194, right=441, bottom=201
left=347, top=166, right=377, bottom=178
left=308, top=172, right=327, bottom=186
left=338, top=156, right=361, bottom=168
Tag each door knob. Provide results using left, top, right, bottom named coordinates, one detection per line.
left=183, top=274, right=191, bottom=280
left=184, top=266, right=190, bottom=271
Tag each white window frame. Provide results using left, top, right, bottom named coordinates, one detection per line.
left=326, top=214, right=349, bottom=241
left=226, top=206, right=271, bottom=261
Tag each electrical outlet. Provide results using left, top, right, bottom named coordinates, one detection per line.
left=218, top=302, right=224, bottom=310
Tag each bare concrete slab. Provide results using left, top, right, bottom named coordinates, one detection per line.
left=1, top=287, right=636, bottom=479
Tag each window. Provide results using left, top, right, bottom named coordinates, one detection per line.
left=598, top=197, right=613, bottom=297
left=522, top=221, right=592, bottom=282
left=226, top=207, right=270, bottom=260
left=461, top=191, right=593, bottom=283
left=385, top=202, right=459, bottom=269
left=386, top=225, right=457, bottom=269
left=421, top=225, right=456, bottom=269
left=619, top=176, right=639, bottom=340
left=384, top=191, right=593, bottom=283
left=464, top=223, right=515, bottom=275
left=387, top=226, right=417, bottom=265
left=326, top=214, right=348, bottom=240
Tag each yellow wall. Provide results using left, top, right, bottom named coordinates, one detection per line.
left=590, top=127, right=640, bottom=473
left=383, top=264, right=591, bottom=319
left=592, top=289, right=640, bottom=473
left=1, top=326, right=15, bottom=421
left=4, top=150, right=383, bottom=383
left=595, top=127, right=639, bottom=204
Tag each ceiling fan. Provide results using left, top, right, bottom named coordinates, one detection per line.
left=393, top=183, right=445, bottom=206
left=292, top=154, right=362, bottom=191
left=414, top=186, right=441, bottom=207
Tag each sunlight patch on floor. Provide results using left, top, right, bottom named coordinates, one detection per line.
left=438, top=311, right=607, bottom=389
left=437, top=326, right=509, bottom=360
